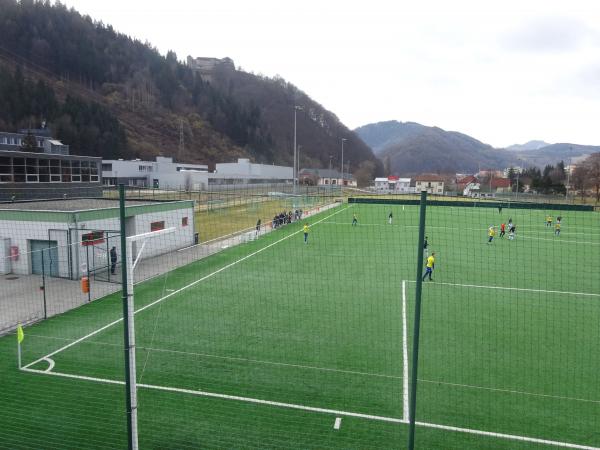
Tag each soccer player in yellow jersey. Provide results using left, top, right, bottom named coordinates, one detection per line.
left=422, top=252, right=435, bottom=281
left=546, top=215, right=553, bottom=227
left=555, top=222, right=561, bottom=236
left=352, top=213, right=358, bottom=226
left=303, top=223, right=310, bottom=244
left=487, top=225, right=496, bottom=244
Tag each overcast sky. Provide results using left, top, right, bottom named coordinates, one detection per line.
left=60, top=0, right=600, bottom=148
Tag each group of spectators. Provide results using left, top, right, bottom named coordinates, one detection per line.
left=272, top=209, right=303, bottom=229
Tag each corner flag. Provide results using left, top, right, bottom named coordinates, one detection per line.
left=17, top=325, right=24, bottom=344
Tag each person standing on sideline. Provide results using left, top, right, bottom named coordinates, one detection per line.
left=499, top=223, right=506, bottom=238
left=487, top=225, right=496, bottom=244
left=352, top=213, right=358, bottom=226
left=422, top=252, right=436, bottom=281
left=110, top=246, right=117, bottom=275
left=255, top=218, right=261, bottom=236
left=388, top=211, right=393, bottom=225
left=423, top=236, right=429, bottom=257
left=498, top=204, right=503, bottom=214
left=303, top=223, right=310, bottom=244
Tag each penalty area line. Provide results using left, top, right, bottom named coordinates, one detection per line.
left=406, top=280, right=600, bottom=298
left=21, top=367, right=600, bottom=450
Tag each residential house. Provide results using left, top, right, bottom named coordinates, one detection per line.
left=414, top=174, right=445, bottom=194
left=299, top=168, right=357, bottom=187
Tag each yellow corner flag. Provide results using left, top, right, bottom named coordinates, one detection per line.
left=17, top=324, right=24, bottom=344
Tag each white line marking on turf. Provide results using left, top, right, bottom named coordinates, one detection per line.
left=43, top=358, right=55, bottom=372
left=401, top=280, right=409, bottom=422
left=23, top=332, right=600, bottom=405
left=334, top=417, right=342, bottom=430
left=406, top=280, right=600, bottom=297
left=22, top=367, right=600, bottom=450
left=137, top=346, right=402, bottom=380
left=414, top=421, right=600, bottom=450
left=418, top=378, right=600, bottom=404
left=22, top=205, right=349, bottom=371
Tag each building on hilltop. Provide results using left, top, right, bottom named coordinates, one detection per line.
left=186, top=56, right=235, bottom=83
left=0, top=130, right=101, bottom=201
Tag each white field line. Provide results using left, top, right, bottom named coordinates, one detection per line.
left=418, top=378, right=600, bottom=404
left=21, top=367, right=406, bottom=424
left=23, top=332, right=600, bottom=405
left=21, top=367, right=600, bottom=450
left=136, top=345, right=401, bottom=380
left=22, top=205, right=348, bottom=371
left=320, top=221, right=600, bottom=242
left=401, top=280, right=409, bottom=421
left=20, top=333, right=401, bottom=379
left=406, top=280, right=600, bottom=298
left=334, top=417, right=342, bottom=430
left=42, top=358, right=55, bottom=372
left=414, top=421, right=600, bottom=450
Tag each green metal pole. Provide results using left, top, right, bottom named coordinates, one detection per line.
left=408, top=190, right=427, bottom=450
left=119, top=184, right=135, bottom=450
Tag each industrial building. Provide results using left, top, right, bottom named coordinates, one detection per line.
left=102, top=157, right=293, bottom=190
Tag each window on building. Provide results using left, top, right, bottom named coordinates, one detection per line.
left=38, top=159, right=49, bottom=182
left=151, top=221, right=165, bottom=232
left=102, top=163, right=112, bottom=171
left=49, top=159, right=60, bottom=182
left=182, top=217, right=188, bottom=227
left=82, top=231, right=105, bottom=246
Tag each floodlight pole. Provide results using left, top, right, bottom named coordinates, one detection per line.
left=119, top=184, right=138, bottom=450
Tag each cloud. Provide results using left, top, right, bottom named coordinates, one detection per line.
left=503, top=16, right=592, bottom=53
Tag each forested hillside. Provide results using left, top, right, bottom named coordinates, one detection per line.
left=0, top=0, right=380, bottom=181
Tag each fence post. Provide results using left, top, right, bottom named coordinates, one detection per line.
left=119, top=184, right=138, bottom=450
left=40, top=248, right=47, bottom=319
left=408, top=190, right=428, bottom=450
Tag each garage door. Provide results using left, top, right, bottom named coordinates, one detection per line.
left=30, top=240, right=59, bottom=277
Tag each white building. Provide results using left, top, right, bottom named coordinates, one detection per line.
left=102, top=157, right=293, bottom=190
left=216, top=158, right=292, bottom=179
left=414, top=174, right=445, bottom=194
left=374, top=176, right=413, bottom=193
left=298, top=168, right=357, bottom=187
left=0, top=198, right=194, bottom=279
left=102, top=156, right=208, bottom=189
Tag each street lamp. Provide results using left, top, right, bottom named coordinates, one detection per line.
left=341, top=138, right=347, bottom=185
left=297, top=145, right=302, bottom=185
left=566, top=146, right=573, bottom=202
left=293, top=105, right=303, bottom=194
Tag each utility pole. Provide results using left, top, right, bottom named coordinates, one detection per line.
left=293, top=106, right=302, bottom=194
left=178, top=119, right=184, bottom=160
left=341, top=138, right=347, bottom=184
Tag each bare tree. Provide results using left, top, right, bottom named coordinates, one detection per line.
left=571, top=165, right=589, bottom=202
left=584, top=153, right=600, bottom=203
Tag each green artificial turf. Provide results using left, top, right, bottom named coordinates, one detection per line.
left=1, top=202, right=599, bottom=449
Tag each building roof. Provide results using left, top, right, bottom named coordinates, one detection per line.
left=457, top=175, right=478, bottom=185
left=0, top=198, right=155, bottom=212
left=491, top=178, right=511, bottom=188
left=414, top=174, right=445, bottom=182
